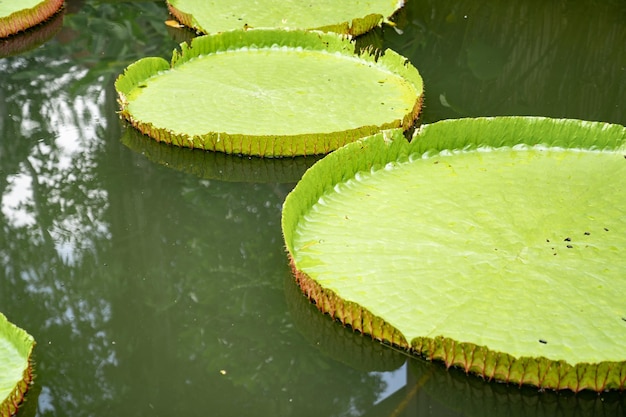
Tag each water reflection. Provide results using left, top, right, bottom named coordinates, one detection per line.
left=0, top=0, right=625, bottom=416
left=121, top=127, right=322, bottom=183
left=404, top=358, right=626, bottom=417
left=385, top=0, right=626, bottom=125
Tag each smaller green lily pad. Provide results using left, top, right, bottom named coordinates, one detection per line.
left=282, top=117, right=626, bottom=392
left=166, top=0, right=404, bottom=36
left=0, top=0, right=64, bottom=38
left=115, top=29, right=423, bottom=157
left=0, top=313, right=35, bottom=417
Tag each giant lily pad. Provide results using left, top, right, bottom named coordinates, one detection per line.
left=0, top=0, right=64, bottom=38
left=166, top=0, right=404, bottom=36
left=282, top=117, right=626, bottom=392
left=0, top=313, right=35, bottom=416
left=115, top=29, right=422, bottom=157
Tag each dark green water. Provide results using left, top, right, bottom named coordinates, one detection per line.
left=1, top=1, right=625, bottom=416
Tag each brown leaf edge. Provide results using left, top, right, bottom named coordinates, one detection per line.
left=0, top=7, right=63, bottom=58
left=0, top=315, right=35, bottom=417
left=119, top=111, right=411, bottom=158
left=165, top=2, right=197, bottom=33
left=0, top=0, right=64, bottom=38
left=0, top=363, right=34, bottom=417
left=289, top=256, right=626, bottom=393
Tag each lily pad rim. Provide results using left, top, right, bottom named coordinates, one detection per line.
left=283, top=116, right=626, bottom=251
left=0, top=0, right=65, bottom=38
left=0, top=312, right=36, bottom=416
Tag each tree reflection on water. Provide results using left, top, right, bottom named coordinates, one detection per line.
left=1, top=2, right=392, bottom=416
left=1, top=1, right=625, bottom=416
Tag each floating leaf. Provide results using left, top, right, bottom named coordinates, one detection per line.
left=0, top=0, right=64, bottom=38
left=282, top=117, right=626, bottom=392
left=0, top=313, right=35, bottom=417
left=166, top=0, right=405, bottom=36
left=115, top=29, right=423, bottom=157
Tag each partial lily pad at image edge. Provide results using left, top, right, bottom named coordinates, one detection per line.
left=166, top=0, right=405, bottom=36
left=115, top=29, right=423, bottom=158
left=0, top=7, right=63, bottom=58
left=0, top=0, right=64, bottom=38
left=0, top=313, right=35, bottom=416
left=282, top=117, right=626, bottom=392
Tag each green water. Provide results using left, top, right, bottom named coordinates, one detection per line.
left=0, top=1, right=624, bottom=416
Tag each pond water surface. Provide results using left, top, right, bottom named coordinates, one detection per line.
left=1, top=1, right=625, bottom=416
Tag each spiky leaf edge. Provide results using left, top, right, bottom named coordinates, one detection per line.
left=165, top=1, right=405, bottom=36
left=285, top=264, right=408, bottom=372
left=0, top=313, right=35, bottom=417
left=281, top=117, right=626, bottom=392
left=0, top=0, right=64, bottom=38
left=0, top=7, right=63, bottom=58
left=114, top=29, right=423, bottom=158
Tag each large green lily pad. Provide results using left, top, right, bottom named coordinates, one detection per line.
left=282, top=117, right=626, bottom=392
left=0, top=313, right=35, bottom=416
left=0, top=0, right=64, bottom=38
left=166, top=0, right=404, bottom=36
left=115, top=29, right=422, bottom=157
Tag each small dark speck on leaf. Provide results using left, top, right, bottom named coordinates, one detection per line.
left=604, top=228, right=609, bottom=232
left=566, top=245, right=573, bottom=249
left=622, top=317, right=626, bottom=322
left=546, top=239, right=550, bottom=243
left=539, top=339, right=547, bottom=344
left=564, top=237, right=571, bottom=242
left=584, top=232, right=590, bottom=235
